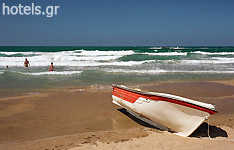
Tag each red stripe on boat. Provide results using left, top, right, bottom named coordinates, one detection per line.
left=112, top=86, right=216, bottom=115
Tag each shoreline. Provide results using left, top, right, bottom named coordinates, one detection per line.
left=0, top=79, right=234, bottom=149
left=1, top=77, right=234, bottom=95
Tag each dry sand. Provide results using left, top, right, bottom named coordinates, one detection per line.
left=0, top=80, right=234, bottom=150
left=70, top=127, right=234, bottom=150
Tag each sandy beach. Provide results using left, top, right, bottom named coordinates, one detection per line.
left=1, top=0, right=234, bottom=149
left=0, top=80, right=234, bottom=150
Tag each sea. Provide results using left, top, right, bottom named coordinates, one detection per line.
left=1, top=46, right=234, bottom=96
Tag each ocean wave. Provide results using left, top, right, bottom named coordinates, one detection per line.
left=145, top=52, right=187, bottom=56
left=0, top=49, right=135, bottom=56
left=0, top=54, right=154, bottom=67
left=197, top=47, right=209, bottom=49
left=172, top=47, right=185, bottom=49
left=93, top=60, right=155, bottom=66
left=106, top=69, right=167, bottom=74
left=3, top=69, right=234, bottom=77
left=73, top=50, right=134, bottom=56
left=181, top=58, right=234, bottom=64
left=106, top=69, right=234, bottom=74
left=20, top=71, right=83, bottom=75
left=0, top=51, right=45, bottom=56
left=191, top=51, right=234, bottom=55
left=149, top=47, right=162, bottom=50
left=0, top=50, right=136, bottom=67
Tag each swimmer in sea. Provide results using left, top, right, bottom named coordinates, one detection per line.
left=24, top=58, right=30, bottom=67
left=49, top=62, right=54, bottom=71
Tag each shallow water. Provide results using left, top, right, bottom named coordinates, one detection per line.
left=1, top=46, right=234, bottom=93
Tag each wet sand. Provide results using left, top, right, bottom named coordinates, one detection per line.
left=0, top=80, right=234, bottom=150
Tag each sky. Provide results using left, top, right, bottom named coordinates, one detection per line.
left=0, top=0, right=234, bottom=46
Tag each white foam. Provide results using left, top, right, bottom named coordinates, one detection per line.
left=106, top=69, right=234, bottom=74
left=66, top=60, right=155, bottom=67
left=213, top=57, right=234, bottom=61
left=145, top=52, right=187, bottom=56
left=172, top=47, right=185, bottom=49
left=21, top=71, right=82, bottom=75
left=99, top=60, right=155, bottom=66
left=191, top=51, right=234, bottom=55
left=177, top=70, right=234, bottom=74
left=0, top=53, right=154, bottom=67
left=0, top=51, right=44, bottom=55
left=73, top=50, right=134, bottom=56
left=106, top=69, right=167, bottom=74
left=0, top=50, right=135, bottom=67
left=181, top=57, right=234, bottom=64
left=149, top=47, right=162, bottom=50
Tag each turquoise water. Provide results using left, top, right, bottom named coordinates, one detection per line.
left=1, top=46, right=234, bottom=94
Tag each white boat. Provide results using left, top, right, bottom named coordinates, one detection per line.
left=112, top=84, right=217, bottom=137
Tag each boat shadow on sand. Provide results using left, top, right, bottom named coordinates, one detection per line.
left=190, top=123, right=228, bottom=138
left=117, top=108, right=228, bottom=138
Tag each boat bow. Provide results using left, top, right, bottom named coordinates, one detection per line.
left=112, top=84, right=217, bottom=137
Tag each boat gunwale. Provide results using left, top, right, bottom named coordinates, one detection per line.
left=112, top=84, right=217, bottom=115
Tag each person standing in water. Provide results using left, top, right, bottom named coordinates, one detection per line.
left=49, top=62, right=54, bottom=71
left=24, top=58, right=30, bottom=67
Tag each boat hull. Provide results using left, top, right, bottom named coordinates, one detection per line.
left=112, top=85, right=216, bottom=137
